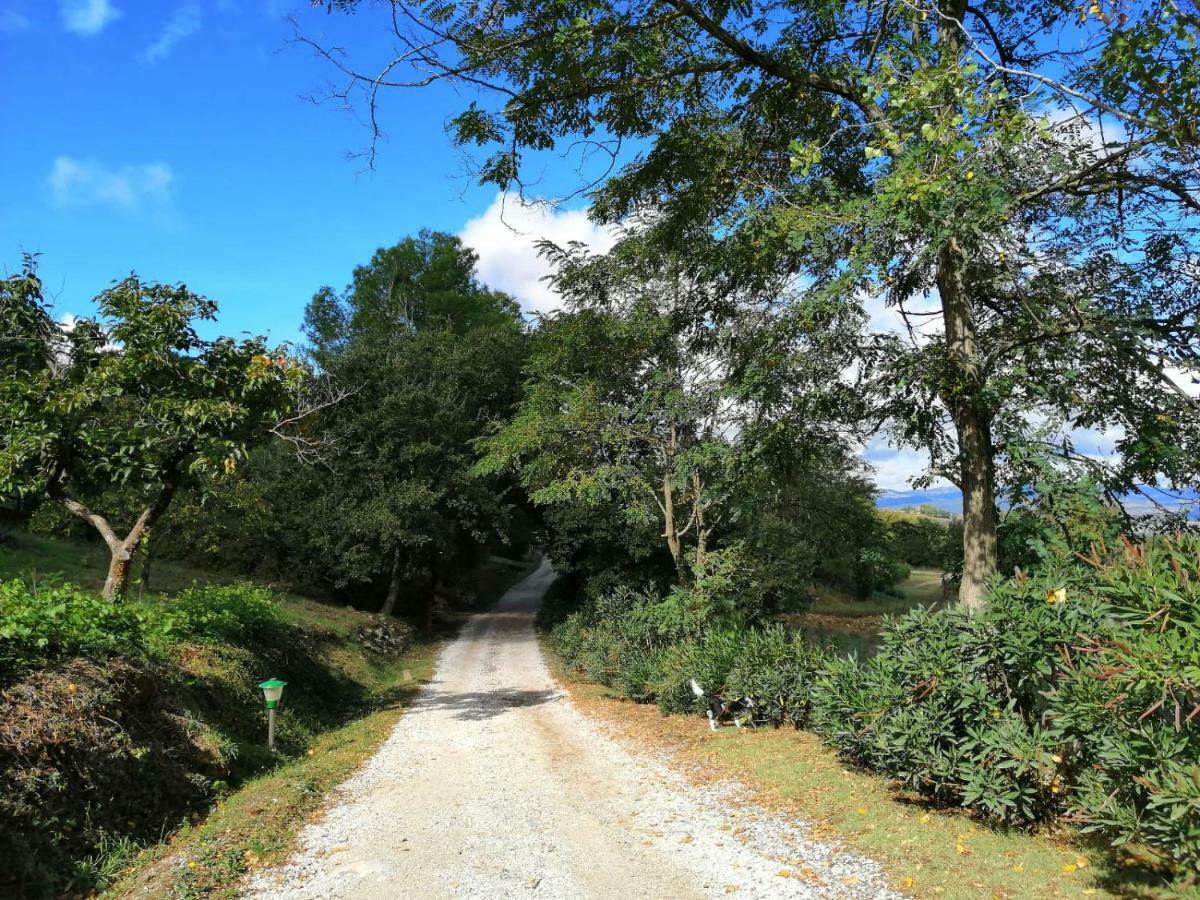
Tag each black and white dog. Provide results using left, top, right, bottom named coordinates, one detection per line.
left=690, top=679, right=755, bottom=731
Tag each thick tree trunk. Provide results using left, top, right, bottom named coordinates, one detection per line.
left=937, top=241, right=1000, bottom=610
left=380, top=551, right=402, bottom=616
left=103, top=542, right=135, bottom=600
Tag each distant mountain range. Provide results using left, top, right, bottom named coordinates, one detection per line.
left=876, top=486, right=1198, bottom=518
left=876, top=487, right=964, bottom=513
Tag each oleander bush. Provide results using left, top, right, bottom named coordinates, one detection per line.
left=809, top=564, right=1114, bottom=826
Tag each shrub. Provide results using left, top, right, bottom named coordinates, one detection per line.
left=653, top=628, right=747, bottom=715
left=0, top=580, right=145, bottom=677
left=151, top=582, right=282, bottom=644
left=810, top=563, right=1114, bottom=826
left=1052, top=537, right=1200, bottom=877
left=548, top=535, right=1199, bottom=884
left=725, top=625, right=827, bottom=727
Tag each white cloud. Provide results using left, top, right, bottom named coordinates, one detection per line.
left=60, top=0, right=119, bottom=36
left=862, top=435, right=949, bottom=493
left=0, top=7, right=30, bottom=33
left=458, top=192, right=619, bottom=315
left=48, top=156, right=175, bottom=212
left=143, top=3, right=200, bottom=62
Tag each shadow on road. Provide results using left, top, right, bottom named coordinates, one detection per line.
left=409, top=685, right=560, bottom=721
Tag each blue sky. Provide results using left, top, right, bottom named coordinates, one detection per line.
left=0, top=0, right=603, bottom=346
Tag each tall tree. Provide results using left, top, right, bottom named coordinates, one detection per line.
left=309, top=0, right=1200, bottom=607
left=301, top=232, right=528, bottom=621
left=0, top=260, right=301, bottom=599
left=478, top=243, right=865, bottom=589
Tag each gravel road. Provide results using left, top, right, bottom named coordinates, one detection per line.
left=246, top=560, right=900, bottom=900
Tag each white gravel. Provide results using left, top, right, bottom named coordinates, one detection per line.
left=245, top=560, right=901, bottom=900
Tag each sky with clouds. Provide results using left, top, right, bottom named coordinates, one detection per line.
left=0, top=1, right=995, bottom=502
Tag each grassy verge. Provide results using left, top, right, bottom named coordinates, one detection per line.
left=105, top=554, right=536, bottom=899
left=545, top=647, right=1149, bottom=900
left=109, top=640, right=440, bottom=899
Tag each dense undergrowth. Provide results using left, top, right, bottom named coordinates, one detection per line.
left=545, top=535, right=1200, bottom=892
left=0, top=574, right=420, bottom=898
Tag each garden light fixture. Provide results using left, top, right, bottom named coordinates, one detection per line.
left=258, top=678, right=287, bottom=751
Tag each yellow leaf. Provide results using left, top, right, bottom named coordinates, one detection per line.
left=902, top=876, right=915, bottom=888
left=1062, top=863, right=1078, bottom=874
left=777, top=869, right=792, bottom=878
left=919, top=814, right=931, bottom=824
left=856, top=807, right=867, bottom=815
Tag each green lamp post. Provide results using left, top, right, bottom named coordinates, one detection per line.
left=258, top=678, right=287, bottom=751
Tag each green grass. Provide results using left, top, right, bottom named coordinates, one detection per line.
left=809, top=567, right=947, bottom=618
left=0, top=531, right=249, bottom=598
left=786, top=568, right=949, bottom=658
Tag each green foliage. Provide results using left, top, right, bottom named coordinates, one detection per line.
left=152, top=583, right=282, bottom=644
left=0, top=580, right=144, bottom=676
left=810, top=575, right=1110, bottom=826
left=294, top=231, right=529, bottom=611
left=0, top=579, right=283, bottom=678
left=316, top=0, right=1200, bottom=605
left=0, top=259, right=301, bottom=597
left=552, top=535, right=1200, bottom=885
left=884, top=513, right=952, bottom=568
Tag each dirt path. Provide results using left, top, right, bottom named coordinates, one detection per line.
left=246, top=561, right=899, bottom=899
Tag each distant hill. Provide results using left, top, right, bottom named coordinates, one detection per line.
left=876, top=485, right=1198, bottom=519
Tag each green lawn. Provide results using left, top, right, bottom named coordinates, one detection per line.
left=784, top=568, right=948, bottom=657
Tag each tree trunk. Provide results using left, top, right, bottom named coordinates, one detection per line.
left=380, top=551, right=402, bottom=616
left=49, top=456, right=185, bottom=601
left=937, top=241, right=999, bottom=610
left=103, top=542, right=135, bottom=601
left=662, top=471, right=682, bottom=571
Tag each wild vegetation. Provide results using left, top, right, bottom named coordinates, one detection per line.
left=2, top=0, right=1198, bottom=895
